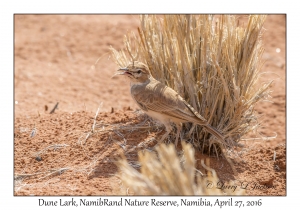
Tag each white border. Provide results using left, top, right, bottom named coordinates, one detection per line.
left=3, top=0, right=295, bottom=209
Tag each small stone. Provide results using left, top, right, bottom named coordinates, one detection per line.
left=35, top=156, right=42, bottom=161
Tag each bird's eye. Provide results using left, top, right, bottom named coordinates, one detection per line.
left=137, top=69, right=142, bottom=74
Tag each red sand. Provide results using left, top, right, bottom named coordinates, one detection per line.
left=14, top=15, right=286, bottom=195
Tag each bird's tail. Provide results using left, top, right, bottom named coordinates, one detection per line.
left=203, top=124, right=226, bottom=144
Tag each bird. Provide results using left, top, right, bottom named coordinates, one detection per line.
left=115, top=61, right=225, bottom=147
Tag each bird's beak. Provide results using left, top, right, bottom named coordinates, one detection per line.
left=117, top=67, right=129, bottom=75
left=118, top=67, right=129, bottom=71
left=117, top=67, right=133, bottom=76
left=111, top=68, right=130, bottom=78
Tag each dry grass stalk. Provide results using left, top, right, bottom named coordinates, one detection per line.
left=110, top=15, right=272, bottom=153
left=14, top=168, right=69, bottom=181
left=116, top=142, right=244, bottom=195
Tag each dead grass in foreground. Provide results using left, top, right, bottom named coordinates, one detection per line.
left=117, top=141, right=245, bottom=195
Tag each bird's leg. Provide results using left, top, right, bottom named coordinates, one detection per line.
left=175, top=122, right=182, bottom=148
left=158, top=121, right=173, bottom=144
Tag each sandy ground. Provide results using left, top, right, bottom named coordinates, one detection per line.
left=14, top=15, right=286, bottom=196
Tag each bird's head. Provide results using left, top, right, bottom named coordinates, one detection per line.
left=117, top=61, right=151, bottom=84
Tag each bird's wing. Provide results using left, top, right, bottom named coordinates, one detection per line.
left=131, top=81, right=207, bottom=124
left=181, top=99, right=208, bottom=122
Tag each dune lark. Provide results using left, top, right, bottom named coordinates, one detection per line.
left=116, top=61, right=225, bottom=147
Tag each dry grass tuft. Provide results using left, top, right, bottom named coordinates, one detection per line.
left=116, top=142, right=245, bottom=195
left=110, top=15, right=272, bottom=153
